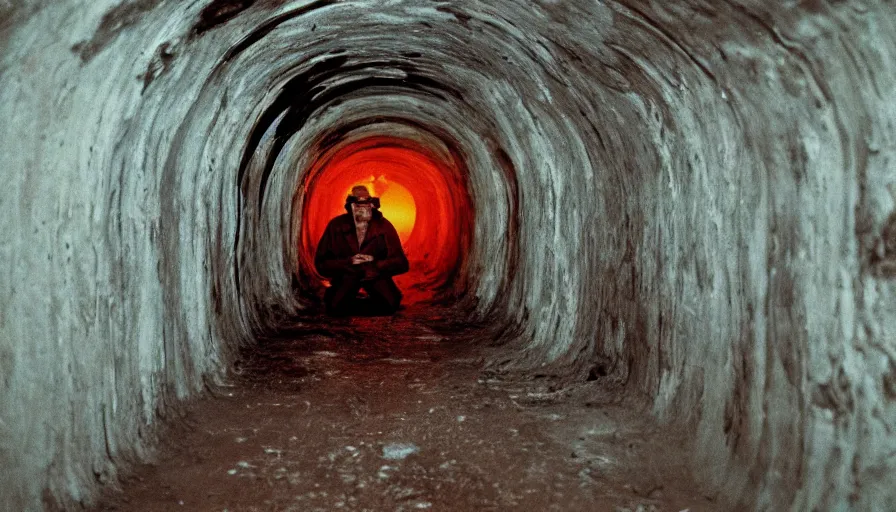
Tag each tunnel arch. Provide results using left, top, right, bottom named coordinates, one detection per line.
left=2, top=2, right=895, bottom=511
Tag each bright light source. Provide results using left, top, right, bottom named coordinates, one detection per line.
left=301, top=138, right=470, bottom=304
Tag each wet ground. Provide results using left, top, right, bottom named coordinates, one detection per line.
left=94, top=306, right=715, bottom=511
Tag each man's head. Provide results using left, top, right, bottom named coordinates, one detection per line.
left=346, top=185, right=379, bottom=222
left=351, top=185, right=370, bottom=199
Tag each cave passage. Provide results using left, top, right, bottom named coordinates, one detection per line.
left=2, top=1, right=896, bottom=511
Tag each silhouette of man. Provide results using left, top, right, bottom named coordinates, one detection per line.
left=314, top=185, right=409, bottom=316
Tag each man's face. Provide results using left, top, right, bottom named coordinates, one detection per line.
left=351, top=201, right=373, bottom=222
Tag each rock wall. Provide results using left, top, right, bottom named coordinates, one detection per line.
left=1, top=1, right=894, bottom=510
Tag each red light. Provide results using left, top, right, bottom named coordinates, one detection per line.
left=300, top=137, right=467, bottom=305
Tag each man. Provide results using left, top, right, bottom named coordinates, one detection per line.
left=314, top=185, right=409, bottom=316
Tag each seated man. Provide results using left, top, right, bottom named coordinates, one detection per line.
left=314, top=185, right=409, bottom=316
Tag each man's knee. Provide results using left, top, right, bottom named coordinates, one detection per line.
left=382, top=287, right=402, bottom=311
left=364, top=277, right=402, bottom=313
left=324, top=276, right=362, bottom=314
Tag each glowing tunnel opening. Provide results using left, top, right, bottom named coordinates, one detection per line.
left=300, top=137, right=470, bottom=305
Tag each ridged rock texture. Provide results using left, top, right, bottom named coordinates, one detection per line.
left=2, top=1, right=895, bottom=510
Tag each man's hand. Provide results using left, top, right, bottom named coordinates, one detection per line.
left=351, top=254, right=374, bottom=265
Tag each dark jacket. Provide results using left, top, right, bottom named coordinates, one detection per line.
left=314, top=210, right=409, bottom=279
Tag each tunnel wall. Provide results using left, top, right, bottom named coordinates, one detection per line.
left=624, top=7, right=896, bottom=508
left=0, top=2, right=247, bottom=508
left=1, top=1, right=895, bottom=510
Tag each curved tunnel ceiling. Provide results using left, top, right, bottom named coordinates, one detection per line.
left=1, top=1, right=895, bottom=510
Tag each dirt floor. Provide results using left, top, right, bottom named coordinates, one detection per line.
left=94, top=305, right=717, bottom=511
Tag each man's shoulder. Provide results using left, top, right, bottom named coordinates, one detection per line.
left=322, top=214, right=353, bottom=234
left=327, top=213, right=353, bottom=227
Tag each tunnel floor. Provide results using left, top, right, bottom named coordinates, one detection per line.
left=94, top=306, right=712, bottom=511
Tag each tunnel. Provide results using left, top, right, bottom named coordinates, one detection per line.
left=1, top=0, right=895, bottom=510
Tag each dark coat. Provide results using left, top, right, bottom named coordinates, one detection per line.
left=314, top=210, right=409, bottom=280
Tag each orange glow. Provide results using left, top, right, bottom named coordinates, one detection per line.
left=300, top=137, right=471, bottom=304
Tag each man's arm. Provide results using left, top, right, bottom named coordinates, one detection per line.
left=314, top=223, right=353, bottom=278
left=374, top=221, right=410, bottom=276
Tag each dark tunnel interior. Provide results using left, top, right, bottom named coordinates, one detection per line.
left=1, top=1, right=895, bottom=510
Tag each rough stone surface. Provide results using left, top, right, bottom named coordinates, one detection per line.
left=1, top=1, right=895, bottom=510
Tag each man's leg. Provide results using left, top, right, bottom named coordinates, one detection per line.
left=360, top=277, right=403, bottom=315
left=324, top=275, right=363, bottom=316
